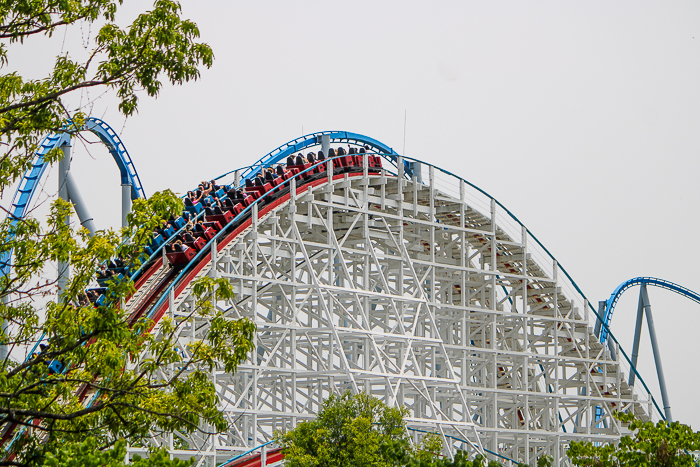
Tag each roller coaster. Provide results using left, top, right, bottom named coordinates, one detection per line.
left=2, top=120, right=696, bottom=466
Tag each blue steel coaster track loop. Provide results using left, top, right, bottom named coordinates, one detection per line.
left=1, top=117, right=146, bottom=276
left=600, top=277, right=700, bottom=344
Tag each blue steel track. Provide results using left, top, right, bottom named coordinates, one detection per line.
left=600, top=277, right=700, bottom=344
left=0, top=118, right=145, bottom=276
left=215, top=130, right=407, bottom=183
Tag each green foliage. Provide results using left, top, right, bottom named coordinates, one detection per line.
left=121, top=189, right=184, bottom=269
left=568, top=412, right=700, bottom=467
left=0, top=0, right=213, bottom=196
left=0, top=1, right=255, bottom=466
left=277, top=391, right=411, bottom=467
left=43, top=438, right=192, bottom=467
left=0, top=192, right=255, bottom=466
left=277, top=392, right=532, bottom=467
left=384, top=444, right=534, bottom=467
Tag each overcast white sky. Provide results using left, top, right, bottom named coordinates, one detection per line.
left=4, top=1, right=700, bottom=428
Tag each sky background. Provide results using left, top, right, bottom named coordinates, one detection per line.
left=4, top=1, right=700, bottom=428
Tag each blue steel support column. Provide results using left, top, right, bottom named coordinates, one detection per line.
left=628, top=289, right=645, bottom=387
left=641, top=284, right=672, bottom=421
left=57, top=142, right=71, bottom=296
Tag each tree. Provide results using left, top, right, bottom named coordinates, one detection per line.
left=1, top=196, right=256, bottom=467
left=0, top=2, right=256, bottom=466
left=277, top=391, right=526, bottom=467
left=0, top=0, right=213, bottom=194
left=567, top=412, right=700, bottom=467
left=277, top=391, right=413, bottom=467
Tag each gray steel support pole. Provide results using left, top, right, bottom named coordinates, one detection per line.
left=321, top=134, right=330, bottom=157
left=121, top=183, right=132, bottom=228
left=57, top=143, right=71, bottom=297
left=66, top=172, right=96, bottom=236
left=628, top=289, right=646, bottom=387
left=594, top=301, right=605, bottom=338
left=641, top=284, right=673, bottom=421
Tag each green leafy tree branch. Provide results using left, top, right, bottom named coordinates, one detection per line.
left=0, top=0, right=213, bottom=195
left=568, top=412, right=700, bottom=467
left=277, top=392, right=538, bottom=467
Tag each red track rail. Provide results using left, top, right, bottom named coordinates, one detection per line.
left=222, top=448, right=284, bottom=467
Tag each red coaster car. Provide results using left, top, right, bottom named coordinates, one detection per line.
left=193, top=226, right=216, bottom=241
left=287, top=164, right=311, bottom=178
left=245, top=183, right=273, bottom=197
left=166, top=246, right=196, bottom=266
left=203, top=221, right=222, bottom=232
left=207, top=210, right=234, bottom=227
left=184, top=236, right=206, bottom=251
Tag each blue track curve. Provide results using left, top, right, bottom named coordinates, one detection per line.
left=215, top=131, right=409, bottom=183
left=1, top=117, right=146, bottom=276
left=600, top=277, right=700, bottom=343
left=84, top=118, right=145, bottom=200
